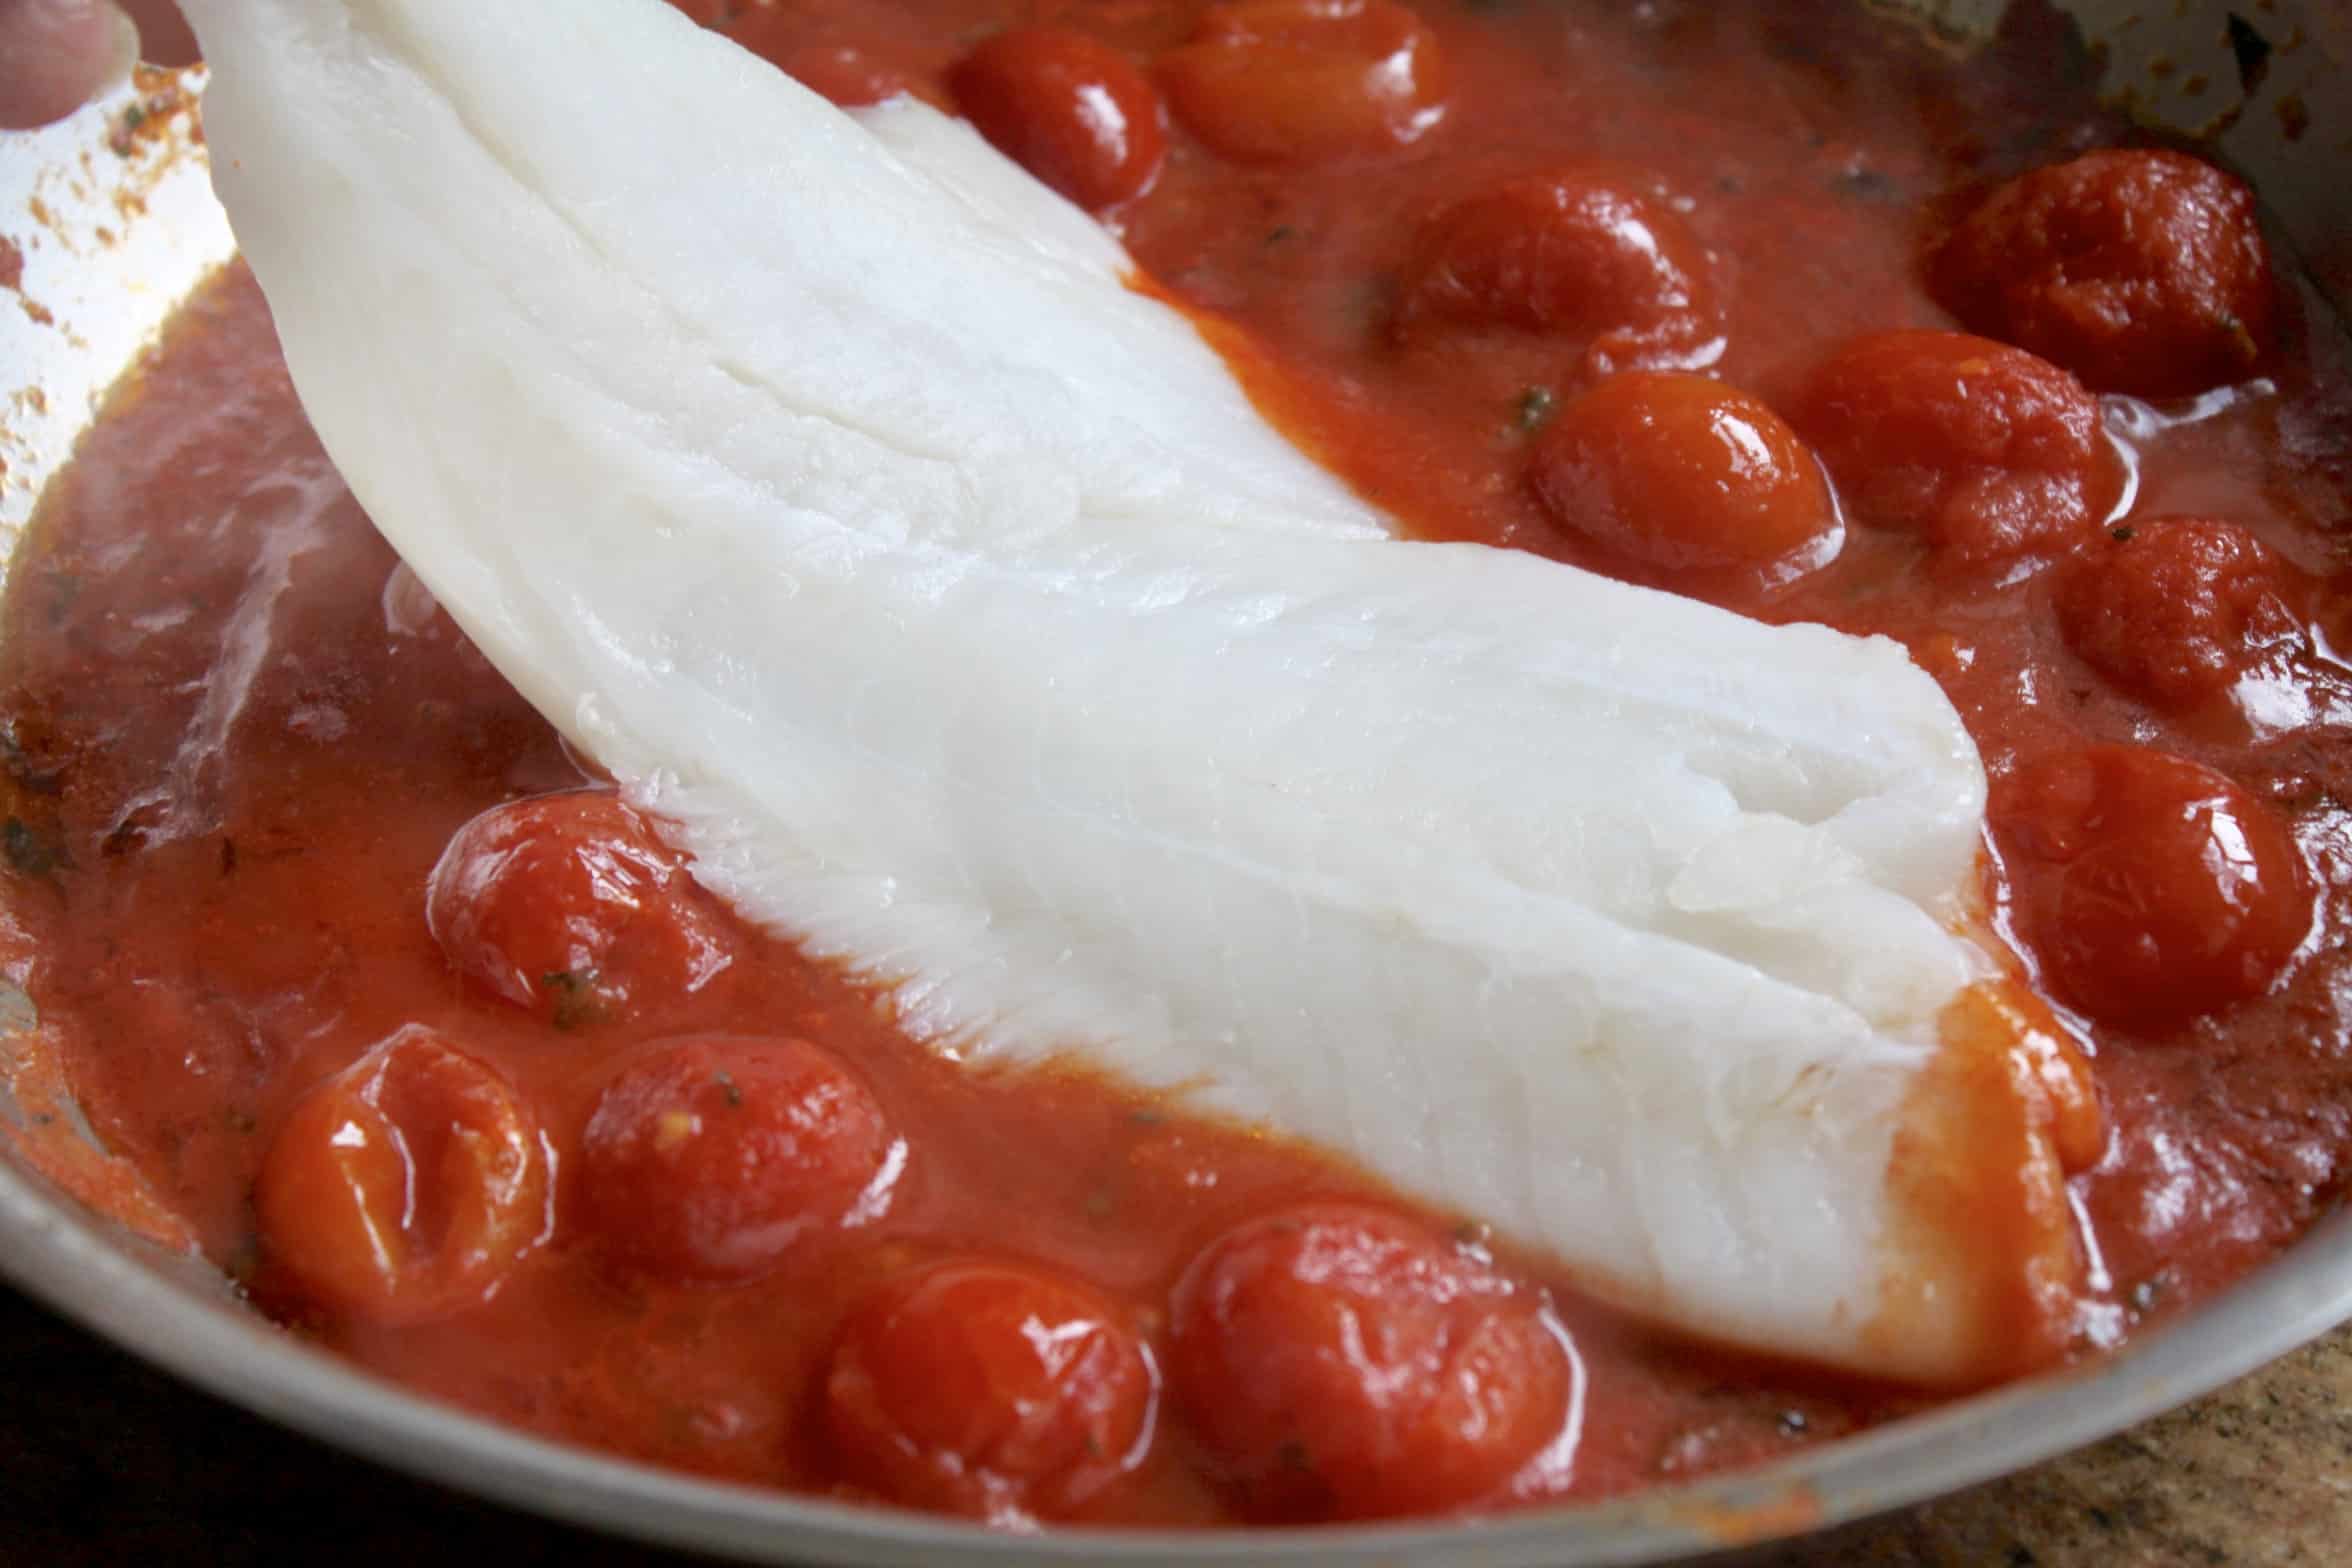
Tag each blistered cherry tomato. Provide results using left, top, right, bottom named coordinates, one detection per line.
left=1528, top=372, right=1835, bottom=583
left=1790, top=330, right=2121, bottom=567
left=951, top=28, right=1167, bottom=212
left=427, top=790, right=732, bottom=1029
left=1931, top=150, right=2276, bottom=399
left=1394, top=172, right=1721, bottom=374
left=1170, top=1205, right=1571, bottom=1521
left=1160, top=0, right=1448, bottom=168
left=255, top=1027, right=550, bottom=1323
left=2056, top=516, right=2306, bottom=708
left=825, top=1260, right=1157, bottom=1522
left=1993, top=746, right=2310, bottom=1033
left=579, top=1034, right=898, bottom=1283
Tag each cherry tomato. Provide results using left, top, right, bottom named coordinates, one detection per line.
left=1993, top=746, right=2311, bottom=1033
left=1160, top=0, right=1449, bottom=168
left=1528, top=371, right=1836, bottom=583
left=824, top=1260, right=1157, bottom=1522
left=255, top=1027, right=550, bottom=1323
left=2056, top=516, right=2307, bottom=709
left=578, top=1034, right=899, bottom=1283
left=1931, top=150, right=2276, bottom=400
left=1790, top=330, right=2121, bottom=568
left=951, top=28, right=1167, bottom=213
left=1170, top=1204, right=1572, bottom=1521
left=1394, top=171, right=1721, bottom=375
left=427, top=790, right=732, bottom=1029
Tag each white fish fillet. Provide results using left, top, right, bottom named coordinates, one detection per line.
left=182, top=0, right=2093, bottom=1382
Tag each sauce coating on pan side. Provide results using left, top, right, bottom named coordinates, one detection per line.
left=5, top=0, right=2352, bottom=1529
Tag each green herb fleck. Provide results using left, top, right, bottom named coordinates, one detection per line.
left=0, top=725, right=62, bottom=798
left=1264, top=224, right=1296, bottom=248
left=2, top=816, right=67, bottom=879
left=1833, top=167, right=1902, bottom=203
left=1515, top=385, right=1557, bottom=432
left=1129, top=1107, right=1164, bottom=1128
left=2110, top=525, right=2136, bottom=543
left=541, top=968, right=604, bottom=1031
left=1083, top=1188, right=1116, bottom=1221
left=41, top=569, right=83, bottom=625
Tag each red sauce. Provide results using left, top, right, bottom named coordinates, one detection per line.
left=6, top=0, right=2352, bottom=1532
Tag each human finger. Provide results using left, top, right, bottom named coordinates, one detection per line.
left=0, top=0, right=133, bottom=131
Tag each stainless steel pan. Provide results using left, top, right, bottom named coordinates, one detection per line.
left=1, top=4, right=2347, bottom=1561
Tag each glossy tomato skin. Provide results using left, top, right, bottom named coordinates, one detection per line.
left=427, top=790, right=732, bottom=1029
left=1930, top=149, right=2276, bottom=400
left=1994, top=746, right=2312, bottom=1033
left=578, top=1034, right=899, bottom=1284
left=1394, top=171, right=1722, bottom=377
left=1160, top=0, right=1448, bottom=168
left=824, top=1260, right=1158, bottom=1523
left=1790, top=329, right=2120, bottom=569
left=255, top=1027, right=551, bottom=1323
left=2055, top=516, right=2308, bottom=710
left=1529, top=371, right=1835, bottom=584
left=951, top=28, right=1167, bottom=213
left=1170, top=1205, right=1572, bottom=1521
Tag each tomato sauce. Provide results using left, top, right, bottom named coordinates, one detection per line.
left=6, top=0, right=2352, bottom=1532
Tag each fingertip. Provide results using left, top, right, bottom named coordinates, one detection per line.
left=121, top=0, right=196, bottom=68
left=0, top=0, right=131, bottom=131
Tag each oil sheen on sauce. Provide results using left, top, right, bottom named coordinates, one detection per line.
left=3, top=0, right=2351, bottom=1528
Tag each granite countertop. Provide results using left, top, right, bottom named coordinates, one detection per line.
left=5, top=1284, right=2345, bottom=1567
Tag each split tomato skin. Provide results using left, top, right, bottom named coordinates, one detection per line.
left=1169, top=1204, right=1574, bottom=1521
left=824, top=1259, right=1159, bottom=1522
left=255, top=1028, right=552, bottom=1323
left=1994, top=745, right=2312, bottom=1034
left=426, top=790, right=734, bottom=1030
left=577, top=1033, right=901, bottom=1284
left=1930, top=149, right=2277, bottom=400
